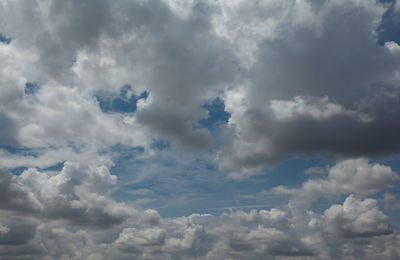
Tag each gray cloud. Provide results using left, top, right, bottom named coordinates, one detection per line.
left=0, top=170, right=42, bottom=213
left=0, top=168, right=399, bottom=259
left=2, top=0, right=399, bottom=168
left=218, top=0, right=400, bottom=175
left=0, top=221, right=36, bottom=246
left=0, top=111, right=18, bottom=146
left=0, top=0, right=400, bottom=259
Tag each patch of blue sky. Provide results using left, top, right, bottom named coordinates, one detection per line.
left=96, top=85, right=148, bottom=113
left=192, top=97, right=230, bottom=142
left=0, top=145, right=38, bottom=157
left=25, top=82, right=40, bottom=95
left=110, top=144, right=145, bottom=162
left=262, top=155, right=328, bottom=189
left=150, top=138, right=171, bottom=151
left=0, top=145, right=67, bottom=174
left=9, top=166, right=28, bottom=175
left=377, top=0, right=400, bottom=45
left=196, top=98, right=230, bottom=131
left=0, top=32, right=11, bottom=44
left=111, top=151, right=326, bottom=218
left=41, top=161, right=65, bottom=171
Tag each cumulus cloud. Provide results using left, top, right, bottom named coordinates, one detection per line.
left=1, top=0, right=400, bottom=259
left=1, top=167, right=399, bottom=259
left=0, top=162, right=135, bottom=229
left=217, top=0, right=400, bottom=175
left=273, top=159, right=400, bottom=203
left=325, top=195, right=393, bottom=238
left=1, top=0, right=400, bottom=171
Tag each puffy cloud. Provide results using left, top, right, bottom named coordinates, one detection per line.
left=273, top=159, right=399, bottom=203
left=205, top=208, right=316, bottom=258
left=217, top=0, right=400, bottom=175
left=325, top=195, right=392, bottom=238
left=327, top=159, right=399, bottom=195
left=0, top=176, right=399, bottom=259
left=0, top=170, right=42, bottom=213
left=1, top=0, right=400, bottom=172
left=0, top=0, right=238, bottom=154
left=269, top=96, right=370, bottom=122
left=0, top=162, right=135, bottom=228
left=1, top=0, right=400, bottom=259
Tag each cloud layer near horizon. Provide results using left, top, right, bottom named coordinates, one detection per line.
left=0, top=159, right=399, bottom=259
left=1, top=0, right=400, bottom=259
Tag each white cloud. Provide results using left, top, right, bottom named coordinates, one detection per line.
left=269, top=96, right=372, bottom=122
left=325, top=194, right=392, bottom=238
left=273, top=159, right=399, bottom=203
left=0, top=162, right=136, bottom=228
left=1, top=172, right=399, bottom=259
left=0, top=0, right=400, bottom=259
left=0, top=225, right=9, bottom=236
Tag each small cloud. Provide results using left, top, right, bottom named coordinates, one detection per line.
left=382, top=192, right=400, bottom=211
left=0, top=224, right=9, bottom=235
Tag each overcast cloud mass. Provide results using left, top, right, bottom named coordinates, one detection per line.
left=1, top=0, right=400, bottom=259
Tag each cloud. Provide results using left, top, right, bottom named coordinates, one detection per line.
left=269, top=96, right=371, bottom=122
left=0, top=0, right=238, bottom=153
left=0, top=162, right=135, bottom=229
left=217, top=0, right=400, bottom=175
left=273, top=159, right=400, bottom=203
left=395, top=0, right=400, bottom=12
left=1, top=0, right=400, bottom=171
left=382, top=192, right=400, bottom=211
left=0, top=0, right=400, bottom=259
left=0, top=169, right=399, bottom=259
left=0, top=170, right=42, bottom=213
left=325, top=194, right=392, bottom=238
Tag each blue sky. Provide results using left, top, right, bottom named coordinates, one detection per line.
left=1, top=0, right=400, bottom=259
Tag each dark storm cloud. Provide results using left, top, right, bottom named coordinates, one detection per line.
left=242, top=96, right=400, bottom=165
left=219, top=0, right=400, bottom=175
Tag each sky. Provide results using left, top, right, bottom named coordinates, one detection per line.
left=1, top=0, right=400, bottom=259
